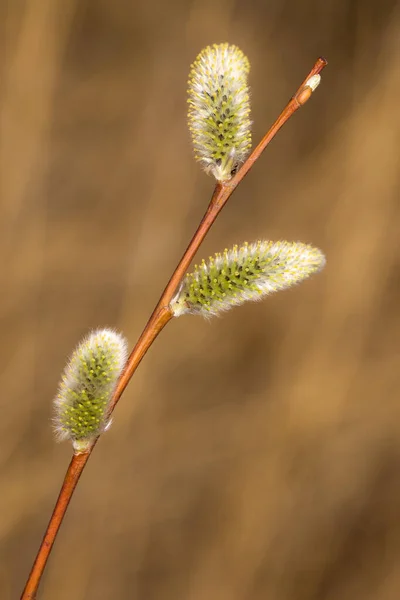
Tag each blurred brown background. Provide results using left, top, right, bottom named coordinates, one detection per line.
left=1, top=0, right=400, bottom=598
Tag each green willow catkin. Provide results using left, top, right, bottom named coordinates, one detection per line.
left=188, top=43, right=251, bottom=182
left=171, top=241, right=325, bottom=318
left=53, top=329, right=128, bottom=452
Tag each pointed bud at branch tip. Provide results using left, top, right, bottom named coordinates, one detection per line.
left=170, top=241, right=326, bottom=318
left=306, top=74, right=321, bottom=91
left=53, top=329, right=128, bottom=453
left=296, top=74, right=322, bottom=106
left=188, top=43, right=252, bottom=182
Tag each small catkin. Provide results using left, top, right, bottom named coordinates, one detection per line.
left=53, top=329, right=128, bottom=453
left=171, top=241, right=326, bottom=318
left=188, top=43, right=252, bottom=182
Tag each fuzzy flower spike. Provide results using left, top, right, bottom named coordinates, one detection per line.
left=53, top=329, right=128, bottom=453
left=188, top=43, right=252, bottom=181
left=171, top=241, right=325, bottom=318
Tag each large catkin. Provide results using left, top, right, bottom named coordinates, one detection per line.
left=171, top=241, right=326, bottom=317
left=53, top=329, right=128, bottom=452
left=188, top=43, right=252, bottom=181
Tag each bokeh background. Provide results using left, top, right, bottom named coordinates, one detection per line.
left=1, top=0, right=400, bottom=598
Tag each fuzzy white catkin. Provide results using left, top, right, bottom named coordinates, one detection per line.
left=188, top=43, right=252, bottom=181
left=171, top=241, right=326, bottom=317
left=53, top=329, right=128, bottom=452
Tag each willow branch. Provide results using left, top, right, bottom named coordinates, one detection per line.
left=20, top=56, right=327, bottom=600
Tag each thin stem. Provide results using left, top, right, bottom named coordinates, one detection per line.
left=109, top=182, right=224, bottom=411
left=20, top=56, right=327, bottom=600
left=21, top=453, right=89, bottom=599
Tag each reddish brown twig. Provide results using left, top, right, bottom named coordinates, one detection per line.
left=21, top=453, right=90, bottom=599
left=20, top=56, right=327, bottom=600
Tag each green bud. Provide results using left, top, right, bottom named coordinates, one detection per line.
left=188, top=43, right=252, bottom=182
left=171, top=241, right=325, bottom=318
left=53, top=329, right=128, bottom=452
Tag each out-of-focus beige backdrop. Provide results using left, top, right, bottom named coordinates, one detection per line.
left=1, top=0, right=400, bottom=598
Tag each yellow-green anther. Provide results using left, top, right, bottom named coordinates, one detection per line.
left=188, top=43, right=252, bottom=182
left=171, top=241, right=325, bottom=318
left=53, top=329, right=128, bottom=453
